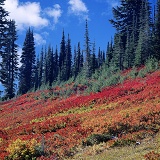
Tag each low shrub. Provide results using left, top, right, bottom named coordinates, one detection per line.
left=145, top=58, right=159, bottom=73
left=84, top=134, right=112, bottom=146
left=144, top=151, right=160, bottom=160
left=5, top=138, right=44, bottom=160
left=112, top=138, right=136, bottom=147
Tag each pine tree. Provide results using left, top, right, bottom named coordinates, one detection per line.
left=59, top=30, right=66, bottom=81
left=111, top=33, right=123, bottom=70
left=65, top=34, right=72, bottom=80
left=18, top=28, right=36, bottom=94
left=0, top=0, right=9, bottom=97
left=73, top=45, right=77, bottom=78
left=53, top=46, right=59, bottom=82
left=42, top=48, right=48, bottom=85
left=124, top=26, right=135, bottom=68
left=90, top=41, right=97, bottom=73
left=47, top=46, right=54, bottom=86
left=153, top=0, right=160, bottom=60
left=106, top=40, right=113, bottom=67
left=110, top=0, right=144, bottom=69
left=1, top=20, right=18, bottom=99
left=34, top=56, right=39, bottom=90
left=84, top=19, right=91, bottom=78
left=38, top=47, right=44, bottom=88
left=0, top=0, right=8, bottom=58
left=135, top=0, right=152, bottom=66
left=97, top=47, right=102, bottom=68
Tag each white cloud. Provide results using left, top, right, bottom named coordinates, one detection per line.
left=68, top=0, right=89, bottom=20
left=46, top=4, right=62, bottom=24
left=34, top=33, right=46, bottom=46
left=17, top=47, right=22, bottom=68
left=4, top=0, right=49, bottom=30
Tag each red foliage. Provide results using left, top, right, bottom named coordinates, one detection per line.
left=0, top=70, right=160, bottom=158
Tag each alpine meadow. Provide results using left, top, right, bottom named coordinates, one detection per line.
left=0, top=0, right=160, bottom=159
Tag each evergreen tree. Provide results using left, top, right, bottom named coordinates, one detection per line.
left=97, top=47, right=102, bottom=68
left=90, top=41, right=97, bottom=73
left=42, top=48, right=48, bottom=85
left=1, top=20, right=18, bottom=99
left=135, top=0, right=152, bottom=66
left=111, top=33, right=123, bottom=70
left=106, top=40, right=113, bottom=67
left=73, top=42, right=83, bottom=78
left=0, top=0, right=8, bottom=58
left=46, top=46, right=54, bottom=86
left=34, top=56, right=39, bottom=90
left=80, top=51, right=84, bottom=72
left=124, top=26, right=135, bottom=68
left=110, top=0, right=144, bottom=69
left=53, top=46, right=59, bottom=82
left=0, top=0, right=9, bottom=97
left=73, top=45, right=77, bottom=78
left=65, top=34, right=72, bottom=80
left=102, top=50, right=105, bottom=63
left=59, top=30, right=66, bottom=81
left=84, top=19, right=91, bottom=78
left=18, top=28, right=36, bottom=94
left=153, top=0, right=160, bottom=60
left=38, top=47, right=44, bottom=88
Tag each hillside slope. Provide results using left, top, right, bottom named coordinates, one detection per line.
left=0, top=70, right=160, bottom=159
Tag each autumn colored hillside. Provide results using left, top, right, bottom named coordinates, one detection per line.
left=0, top=69, right=160, bottom=159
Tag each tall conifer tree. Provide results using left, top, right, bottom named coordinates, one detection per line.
left=19, top=28, right=36, bottom=94
left=153, top=0, right=160, bottom=60
left=65, top=34, right=72, bottom=80
left=0, top=0, right=8, bottom=58
left=52, top=46, right=59, bottom=82
left=59, top=30, right=66, bottom=81
left=84, top=20, right=91, bottom=78
left=135, top=0, right=152, bottom=66
left=1, top=20, right=18, bottom=99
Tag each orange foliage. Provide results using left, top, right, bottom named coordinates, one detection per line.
left=0, top=70, right=160, bottom=158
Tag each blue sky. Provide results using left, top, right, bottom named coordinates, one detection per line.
left=4, top=0, right=121, bottom=55
left=3, top=0, right=156, bottom=56
left=0, top=0, right=156, bottom=93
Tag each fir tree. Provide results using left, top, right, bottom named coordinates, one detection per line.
left=38, top=47, right=44, bottom=88
left=106, top=40, right=113, bottom=67
left=34, top=56, right=39, bottom=90
left=53, top=46, right=59, bottom=82
left=18, top=28, right=36, bottom=94
left=153, top=0, right=160, bottom=60
left=84, top=19, right=91, bottom=78
left=0, top=0, right=8, bottom=58
left=110, top=0, right=144, bottom=69
left=65, top=34, right=72, bottom=80
left=42, top=48, right=48, bottom=85
left=90, top=41, right=97, bottom=74
left=73, top=45, right=77, bottom=78
left=97, top=47, right=102, bottom=68
left=47, top=46, right=54, bottom=86
left=1, top=20, right=18, bottom=99
left=135, top=0, right=152, bottom=66
left=0, top=0, right=9, bottom=98
left=59, top=30, right=66, bottom=81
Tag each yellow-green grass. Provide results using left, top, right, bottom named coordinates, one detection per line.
left=69, top=132, right=160, bottom=160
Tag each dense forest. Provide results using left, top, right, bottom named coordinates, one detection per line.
left=0, top=0, right=160, bottom=100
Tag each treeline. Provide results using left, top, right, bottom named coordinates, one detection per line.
left=0, top=0, right=160, bottom=100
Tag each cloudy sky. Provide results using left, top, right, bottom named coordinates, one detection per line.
left=3, top=0, right=121, bottom=54
left=0, top=0, right=156, bottom=92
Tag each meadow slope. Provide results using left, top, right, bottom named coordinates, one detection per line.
left=0, top=70, right=160, bottom=159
